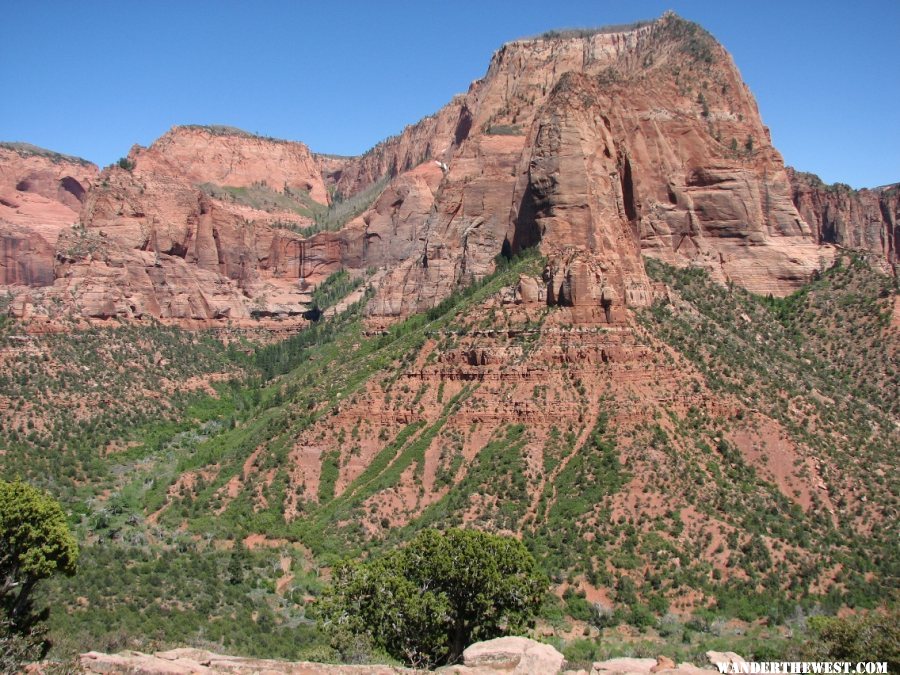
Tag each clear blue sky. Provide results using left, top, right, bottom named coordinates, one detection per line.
left=2, top=1, right=897, bottom=188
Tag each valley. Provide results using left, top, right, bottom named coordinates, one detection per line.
left=0, top=11, right=896, bottom=671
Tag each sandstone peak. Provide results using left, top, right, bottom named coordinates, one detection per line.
left=136, top=124, right=330, bottom=204
left=1, top=14, right=894, bottom=326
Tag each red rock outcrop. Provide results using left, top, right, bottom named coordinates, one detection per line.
left=0, top=144, right=97, bottom=287
left=328, top=99, right=465, bottom=198
left=340, top=161, right=445, bottom=270
left=2, top=130, right=349, bottom=324
left=3, top=14, right=893, bottom=326
left=74, top=638, right=728, bottom=674
left=788, top=168, right=899, bottom=264
left=0, top=224, right=56, bottom=287
left=135, top=125, right=330, bottom=204
left=361, top=14, right=838, bottom=318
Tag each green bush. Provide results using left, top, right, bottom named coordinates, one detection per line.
left=315, top=528, right=546, bottom=667
left=0, top=480, right=78, bottom=666
left=802, top=610, right=899, bottom=672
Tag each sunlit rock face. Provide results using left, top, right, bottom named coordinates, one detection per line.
left=364, top=14, right=843, bottom=318
left=3, top=14, right=892, bottom=326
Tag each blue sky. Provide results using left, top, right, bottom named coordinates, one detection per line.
left=2, top=1, right=897, bottom=188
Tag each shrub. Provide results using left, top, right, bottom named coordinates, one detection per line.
left=802, top=610, right=899, bottom=672
left=0, top=480, right=78, bottom=666
left=315, top=528, right=546, bottom=667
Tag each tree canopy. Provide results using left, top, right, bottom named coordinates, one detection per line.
left=316, top=528, right=546, bottom=667
left=0, top=479, right=78, bottom=665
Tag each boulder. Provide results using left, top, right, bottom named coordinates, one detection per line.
left=461, top=636, right=566, bottom=674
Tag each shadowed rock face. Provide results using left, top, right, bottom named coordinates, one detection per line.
left=788, top=168, right=899, bottom=264
left=0, top=226, right=56, bottom=286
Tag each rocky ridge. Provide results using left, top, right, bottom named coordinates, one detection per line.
left=787, top=168, right=898, bottom=266
left=357, top=14, right=836, bottom=318
left=3, top=128, right=349, bottom=326
left=1, top=13, right=895, bottom=326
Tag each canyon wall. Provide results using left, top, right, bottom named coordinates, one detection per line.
left=788, top=168, right=898, bottom=265
left=1, top=14, right=895, bottom=326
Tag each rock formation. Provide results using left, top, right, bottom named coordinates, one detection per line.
left=136, top=125, right=331, bottom=205
left=2, top=13, right=896, bottom=326
left=1, top=130, right=345, bottom=325
left=788, top=168, right=898, bottom=264
left=0, top=143, right=97, bottom=287
left=360, top=14, right=846, bottom=318
left=75, top=637, right=731, bottom=674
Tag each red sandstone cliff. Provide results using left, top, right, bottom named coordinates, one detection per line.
left=359, top=15, right=835, bottom=318
left=1, top=14, right=894, bottom=326
left=0, top=144, right=97, bottom=287
left=4, top=129, right=345, bottom=325
left=788, top=168, right=898, bottom=265
left=325, top=100, right=464, bottom=199
left=135, top=125, right=330, bottom=204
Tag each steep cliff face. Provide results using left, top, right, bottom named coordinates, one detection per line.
left=327, top=99, right=464, bottom=198
left=788, top=168, right=899, bottom=264
left=2, top=14, right=893, bottom=327
left=0, top=144, right=97, bottom=286
left=362, top=14, right=835, bottom=318
left=6, top=130, right=346, bottom=325
left=508, top=72, right=651, bottom=322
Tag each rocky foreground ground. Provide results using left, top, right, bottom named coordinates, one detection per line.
left=76, top=636, right=747, bottom=674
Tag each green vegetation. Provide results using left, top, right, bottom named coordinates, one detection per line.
left=536, top=21, right=651, bottom=40
left=4, top=245, right=897, bottom=662
left=484, top=124, right=524, bottom=136
left=309, top=269, right=364, bottom=313
left=655, top=13, right=718, bottom=65
left=800, top=610, right=899, bottom=671
left=200, top=174, right=390, bottom=237
left=45, top=541, right=324, bottom=660
left=301, top=175, right=391, bottom=236
left=198, top=181, right=322, bottom=218
left=24, top=249, right=543, bottom=661
left=792, top=170, right=858, bottom=195
left=316, top=529, right=545, bottom=667
left=640, top=255, right=898, bottom=615
left=180, top=124, right=286, bottom=141
left=531, top=412, right=627, bottom=575
left=0, top=321, right=249, bottom=495
left=1, top=480, right=78, bottom=668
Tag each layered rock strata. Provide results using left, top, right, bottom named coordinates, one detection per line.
left=361, top=14, right=841, bottom=319
left=0, top=144, right=97, bottom=287
left=788, top=168, right=898, bottom=265
left=3, top=14, right=895, bottom=326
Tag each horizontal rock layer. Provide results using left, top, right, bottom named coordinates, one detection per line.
left=1, top=14, right=895, bottom=326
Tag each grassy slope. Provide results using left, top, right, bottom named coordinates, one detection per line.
left=14, top=252, right=898, bottom=660
left=639, top=255, right=898, bottom=611
left=39, top=252, right=543, bottom=657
